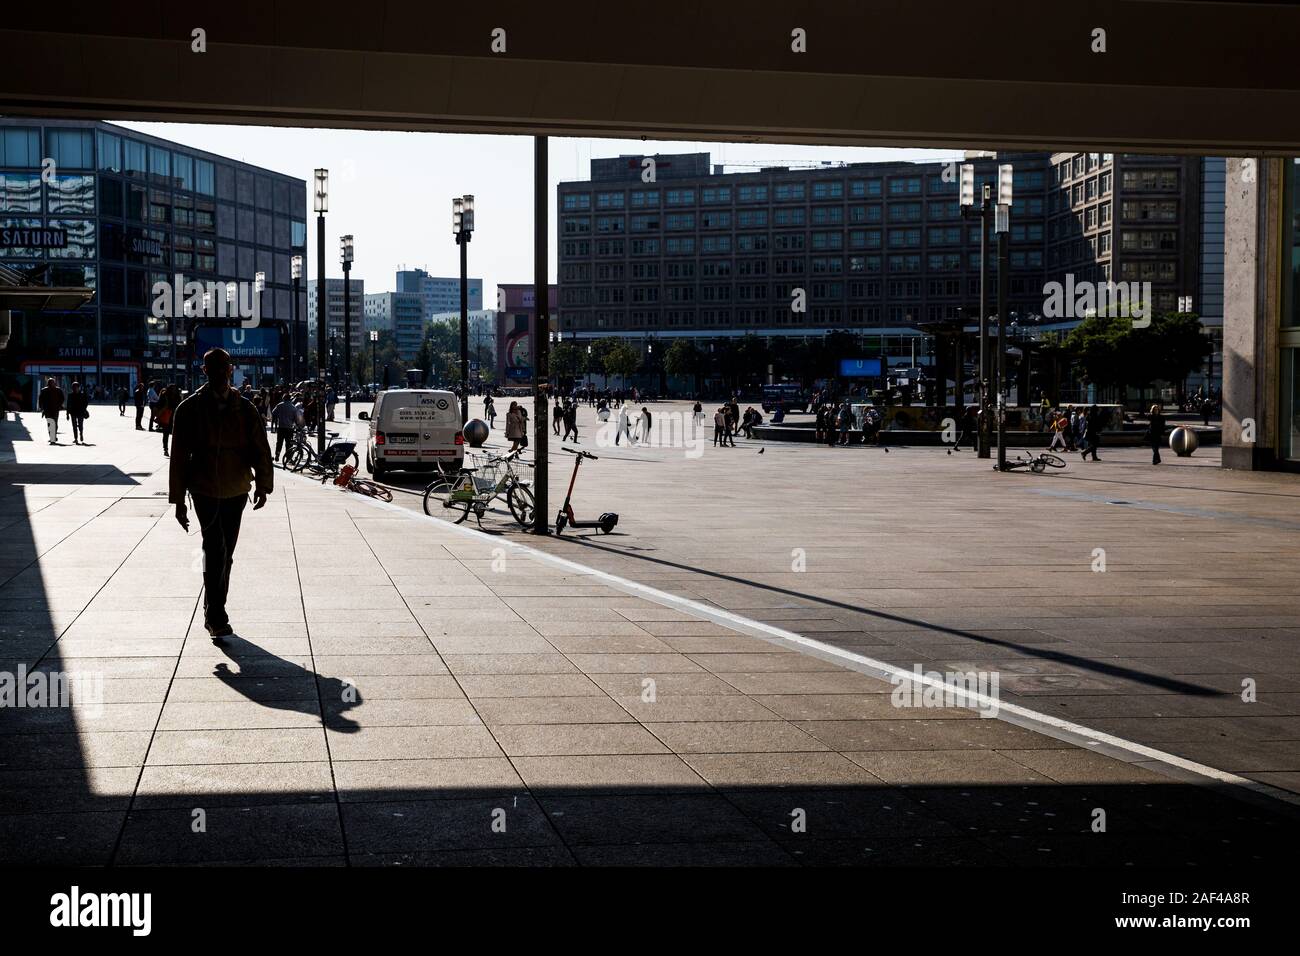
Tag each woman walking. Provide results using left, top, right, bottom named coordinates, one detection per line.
left=505, top=401, right=525, bottom=453
left=65, top=381, right=89, bottom=445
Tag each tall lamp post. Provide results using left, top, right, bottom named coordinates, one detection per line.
left=314, top=168, right=328, bottom=454
left=369, top=329, right=378, bottom=394
left=960, top=165, right=993, bottom=459
left=254, top=271, right=265, bottom=387
left=993, top=164, right=1013, bottom=471
left=291, top=255, right=302, bottom=384
left=453, top=194, right=474, bottom=424
left=341, top=234, right=354, bottom=419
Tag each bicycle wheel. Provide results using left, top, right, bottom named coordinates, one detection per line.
left=282, top=443, right=305, bottom=470
left=507, top=483, right=535, bottom=528
left=423, top=479, right=472, bottom=523
left=1039, top=453, right=1066, bottom=469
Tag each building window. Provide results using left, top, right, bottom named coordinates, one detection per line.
left=46, top=128, right=94, bottom=169
left=1, top=127, right=40, bottom=167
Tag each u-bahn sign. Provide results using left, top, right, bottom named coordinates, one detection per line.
left=0, top=226, right=67, bottom=249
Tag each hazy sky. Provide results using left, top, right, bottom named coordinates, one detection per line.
left=118, top=121, right=955, bottom=298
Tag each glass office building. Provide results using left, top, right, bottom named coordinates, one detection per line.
left=0, top=119, right=307, bottom=395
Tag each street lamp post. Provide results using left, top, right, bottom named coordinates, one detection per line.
left=254, top=271, right=265, bottom=388
left=994, top=164, right=1013, bottom=471
left=960, top=165, right=993, bottom=458
left=452, top=195, right=474, bottom=425
left=370, top=329, right=378, bottom=394
left=341, top=235, right=354, bottom=419
left=314, top=168, right=328, bottom=454
left=291, top=255, right=302, bottom=384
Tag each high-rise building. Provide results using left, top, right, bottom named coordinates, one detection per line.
left=0, top=118, right=307, bottom=392
left=396, top=267, right=482, bottom=323
left=1046, top=152, right=1204, bottom=318
left=556, top=151, right=1051, bottom=368
left=307, top=277, right=364, bottom=368
left=363, top=290, right=424, bottom=360
left=557, top=150, right=1218, bottom=384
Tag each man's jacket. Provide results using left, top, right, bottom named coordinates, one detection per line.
left=169, top=384, right=274, bottom=504
left=38, top=386, right=65, bottom=417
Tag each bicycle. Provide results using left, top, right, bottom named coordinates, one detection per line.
left=283, top=428, right=359, bottom=477
left=422, top=448, right=535, bottom=527
left=330, top=463, right=393, bottom=502
left=999, top=451, right=1067, bottom=474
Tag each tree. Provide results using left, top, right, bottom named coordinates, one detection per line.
left=603, top=341, right=640, bottom=388
left=1063, top=310, right=1210, bottom=396
left=664, top=338, right=701, bottom=394
left=550, top=342, right=584, bottom=385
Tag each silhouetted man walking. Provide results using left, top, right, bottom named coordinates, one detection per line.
left=169, top=348, right=273, bottom=639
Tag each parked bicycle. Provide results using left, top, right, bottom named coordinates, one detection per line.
left=422, top=449, right=535, bottom=527
left=283, top=428, right=359, bottom=478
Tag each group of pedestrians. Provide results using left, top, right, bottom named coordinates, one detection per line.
left=552, top=398, right=582, bottom=443
left=36, top=378, right=90, bottom=445
left=813, top=400, right=881, bottom=447
left=1044, top=404, right=1107, bottom=461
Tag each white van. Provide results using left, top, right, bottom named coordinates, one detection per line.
left=366, top=389, right=464, bottom=479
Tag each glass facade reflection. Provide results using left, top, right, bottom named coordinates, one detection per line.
left=0, top=119, right=307, bottom=394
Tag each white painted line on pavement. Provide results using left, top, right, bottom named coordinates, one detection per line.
left=284, top=468, right=1300, bottom=810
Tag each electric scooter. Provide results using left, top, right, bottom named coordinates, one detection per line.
left=555, top=447, right=619, bottom=534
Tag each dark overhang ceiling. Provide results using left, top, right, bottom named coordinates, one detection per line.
left=1, top=1, right=1296, bottom=153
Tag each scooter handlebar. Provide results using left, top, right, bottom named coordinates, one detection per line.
left=562, top=447, right=598, bottom=460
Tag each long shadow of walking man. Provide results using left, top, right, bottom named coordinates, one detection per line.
left=211, top=635, right=363, bottom=733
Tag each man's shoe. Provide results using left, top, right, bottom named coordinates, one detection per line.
left=207, top=622, right=234, bottom=641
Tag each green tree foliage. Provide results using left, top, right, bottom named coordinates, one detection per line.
left=602, top=341, right=640, bottom=386
left=1063, top=311, right=1210, bottom=390
left=549, top=342, right=584, bottom=382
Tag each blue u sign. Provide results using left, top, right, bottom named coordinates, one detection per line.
left=193, top=325, right=281, bottom=361
left=840, top=357, right=882, bottom=377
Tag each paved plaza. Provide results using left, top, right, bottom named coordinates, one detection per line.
left=1, top=406, right=1298, bottom=866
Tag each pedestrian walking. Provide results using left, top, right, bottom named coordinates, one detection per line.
left=1147, top=404, right=1166, bottom=465
left=955, top=404, right=979, bottom=451
left=639, top=406, right=652, bottom=444
left=38, top=377, right=65, bottom=444
left=616, top=403, right=631, bottom=445
left=553, top=400, right=564, bottom=436
left=271, top=393, right=298, bottom=461
left=713, top=407, right=727, bottom=447
left=65, top=382, right=89, bottom=444
left=563, top=401, right=579, bottom=443
left=1081, top=405, right=1103, bottom=461
left=146, top=381, right=160, bottom=431
left=117, top=386, right=128, bottom=416
left=169, top=348, right=274, bottom=640
left=1047, top=410, right=1068, bottom=452
left=158, top=383, right=181, bottom=456
left=505, top=401, right=525, bottom=453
